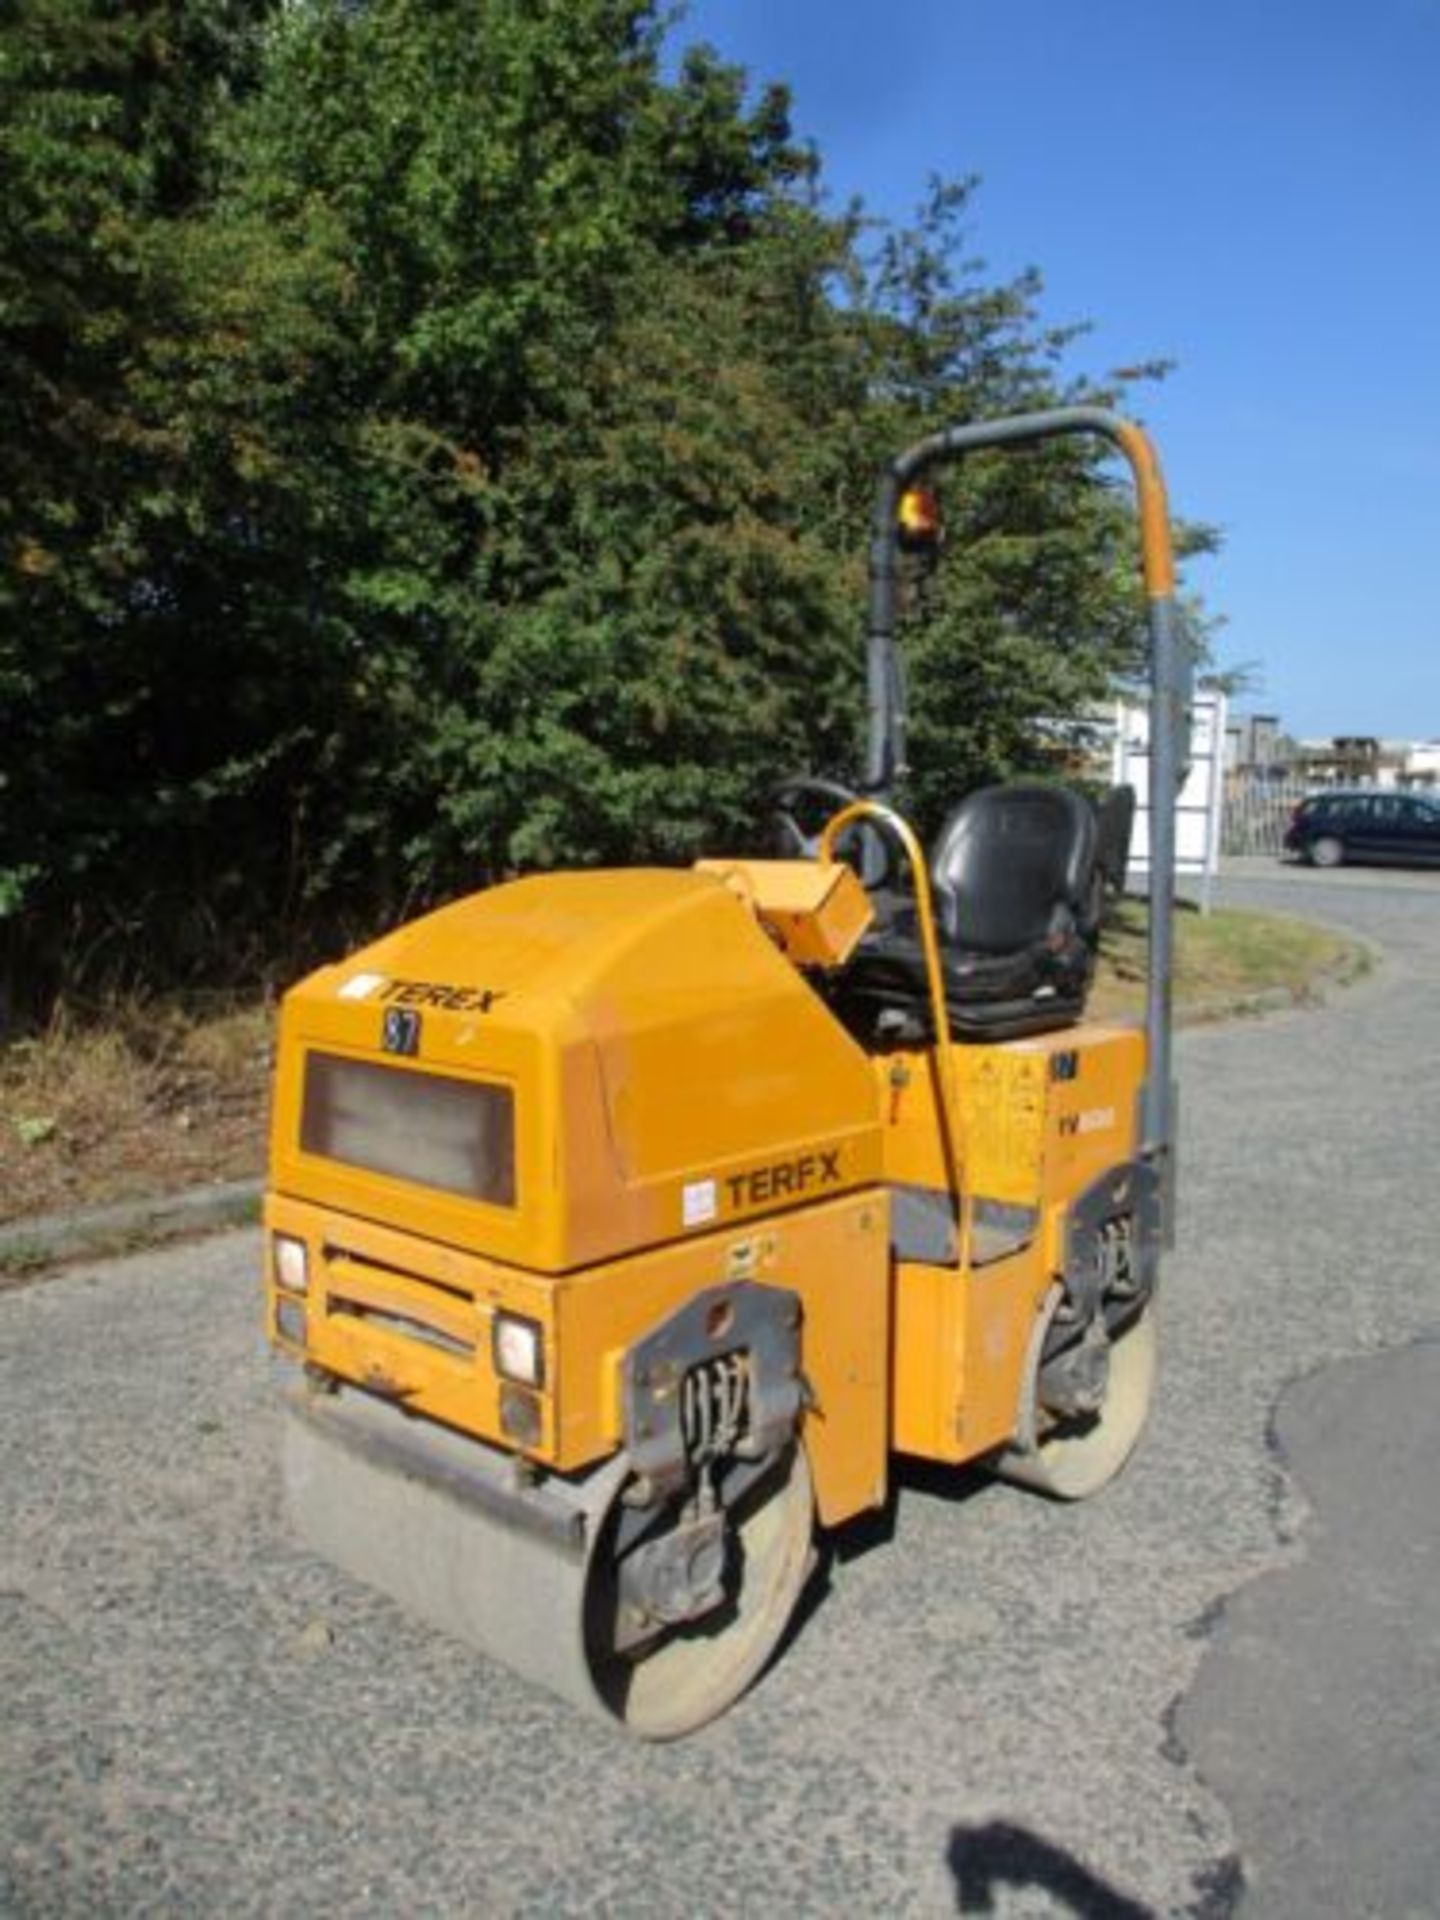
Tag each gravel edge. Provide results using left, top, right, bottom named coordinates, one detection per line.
left=0, top=1178, right=261, bottom=1286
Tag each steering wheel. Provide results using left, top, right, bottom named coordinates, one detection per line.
left=768, top=776, right=892, bottom=889
left=769, top=776, right=862, bottom=858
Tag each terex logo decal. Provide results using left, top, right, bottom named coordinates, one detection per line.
left=380, top=979, right=508, bottom=1014
left=726, top=1150, right=842, bottom=1211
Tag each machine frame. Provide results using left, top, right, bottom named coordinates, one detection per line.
left=264, top=409, right=1187, bottom=1738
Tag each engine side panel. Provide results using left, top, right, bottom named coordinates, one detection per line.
left=887, top=1022, right=1149, bottom=1466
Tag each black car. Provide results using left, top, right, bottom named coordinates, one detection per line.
left=1284, top=789, right=1440, bottom=868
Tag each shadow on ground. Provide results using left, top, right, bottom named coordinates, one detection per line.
left=948, top=1821, right=1153, bottom=1917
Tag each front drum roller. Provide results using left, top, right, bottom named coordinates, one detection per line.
left=993, top=1294, right=1157, bottom=1501
left=284, top=1385, right=815, bottom=1739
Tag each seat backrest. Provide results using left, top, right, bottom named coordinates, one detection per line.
left=929, top=782, right=1098, bottom=954
left=1094, top=783, right=1136, bottom=897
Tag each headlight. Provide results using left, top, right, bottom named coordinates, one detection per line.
left=273, top=1233, right=309, bottom=1295
left=492, top=1311, right=544, bottom=1388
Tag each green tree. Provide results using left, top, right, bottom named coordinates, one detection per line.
left=0, top=0, right=277, bottom=1007
left=0, top=0, right=1215, bottom=1021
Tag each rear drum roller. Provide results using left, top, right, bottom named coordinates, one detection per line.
left=584, top=1443, right=816, bottom=1740
left=995, top=1300, right=1157, bottom=1501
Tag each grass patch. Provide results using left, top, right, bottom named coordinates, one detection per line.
left=0, top=996, right=272, bottom=1226
left=1091, top=900, right=1371, bottom=1024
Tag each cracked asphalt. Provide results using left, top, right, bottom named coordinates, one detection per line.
left=3, top=860, right=1437, bottom=1917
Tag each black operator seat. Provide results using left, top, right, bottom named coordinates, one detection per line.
left=834, top=782, right=1102, bottom=1044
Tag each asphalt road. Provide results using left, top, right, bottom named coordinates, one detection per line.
left=3, top=860, right=1438, bottom=1918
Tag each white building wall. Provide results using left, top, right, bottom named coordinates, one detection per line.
left=1110, top=690, right=1227, bottom=907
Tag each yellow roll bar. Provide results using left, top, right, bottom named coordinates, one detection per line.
left=819, top=800, right=961, bottom=1194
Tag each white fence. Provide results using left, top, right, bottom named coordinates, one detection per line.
left=1221, top=775, right=1311, bottom=857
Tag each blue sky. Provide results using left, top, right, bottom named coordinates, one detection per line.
left=670, top=0, right=1440, bottom=742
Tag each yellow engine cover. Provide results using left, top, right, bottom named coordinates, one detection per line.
left=268, top=867, right=884, bottom=1273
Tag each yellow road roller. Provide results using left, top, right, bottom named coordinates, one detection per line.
left=263, top=408, right=1189, bottom=1738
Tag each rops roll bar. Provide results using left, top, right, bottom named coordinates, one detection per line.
left=862, top=406, right=1189, bottom=1187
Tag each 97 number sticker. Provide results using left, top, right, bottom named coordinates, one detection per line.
left=382, top=1007, right=422, bottom=1057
